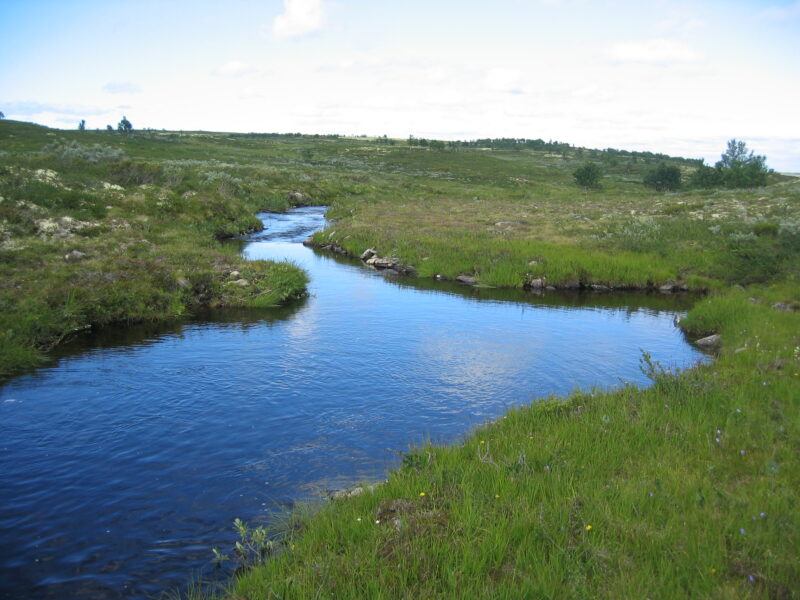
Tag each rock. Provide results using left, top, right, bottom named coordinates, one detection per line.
left=367, top=256, right=400, bottom=269
left=64, top=250, right=86, bottom=262
left=545, top=285, right=556, bottom=291
left=526, top=277, right=545, bottom=290
left=360, top=248, right=377, bottom=261
left=228, top=270, right=241, bottom=278
left=287, top=190, right=313, bottom=204
left=331, top=483, right=381, bottom=500
left=659, top=284, right=675, bottom=293
left=233, top=278, right=249, bottom=287
left=176, top=277, right=191, bottom=290
left=302, top=237, right=315, bottom=247
left=591, top=284, right=610, bottom=292
left=695, top=334, right=721, bottom=347
left=381, top=268, right=400, bottom=277
left=772, top=302, right=796, bottom=312
left=563, top=280, right=581, bottom=290
left=456, top=274, right=477, bottom=285
left=772, top=358, right=789, bottom=370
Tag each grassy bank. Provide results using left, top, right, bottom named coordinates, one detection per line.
left=0, top=120, right=313, bottom=378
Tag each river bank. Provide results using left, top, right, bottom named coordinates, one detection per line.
left=0, top=121, right=309, bottom=379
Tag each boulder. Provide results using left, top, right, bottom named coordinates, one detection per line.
left=367, top=256, right=400, bottom=269
left=591, top=284, right=610, bottom=292
left=695, top=334, right=721, bottom=347
left=360, top=248, right=377, bottom=261
left=456, top=274, right=477, bottom=285
left=659, top=283, right=675, bottom=293
left=233, top=278, right=249, bottom=287
left=287, top=190, right=313, bottom=204
left=302, top=237, right=315, bottom=247
left=526, top=277, right=545, bottom=290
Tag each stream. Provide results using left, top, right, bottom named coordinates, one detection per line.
left=0, top=206, right=706, bottom=599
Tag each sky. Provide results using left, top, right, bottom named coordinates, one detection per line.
left=2, top=0, right=799, bottom=170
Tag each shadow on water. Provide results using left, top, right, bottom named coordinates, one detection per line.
left=48, top=300, right=308, bottom=368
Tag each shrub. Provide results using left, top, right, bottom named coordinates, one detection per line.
left=573, top=162, right=602, bottom=189
left=643, top=162, right=681, bottom=191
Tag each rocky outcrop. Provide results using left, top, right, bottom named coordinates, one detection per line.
left=456, top=274, right=477, bottom=285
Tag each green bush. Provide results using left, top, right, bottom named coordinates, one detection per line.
left=573, top=162, right=602, bottom=189
left=643, top=162, right=681, bottom=191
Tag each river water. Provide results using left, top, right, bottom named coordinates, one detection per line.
left=0, top=206, right=705, bottom=599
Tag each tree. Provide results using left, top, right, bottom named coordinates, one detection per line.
left=689, top=160, right=722, bottom=188
left=715, top=139, right=770, bottom=188
left=643, top=162, right=681, bottom=191
left=0, top=111, right=4, bottom=119
left=78, top=119, right=86, bottom=131
left=117, top=115, right=133, bottom=134
left=106, top=125, right=114, bottom=132
left=573, top=162, right=602, bottom=189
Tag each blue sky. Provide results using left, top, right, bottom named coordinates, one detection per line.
left=2, top=0, right=799, bottom=169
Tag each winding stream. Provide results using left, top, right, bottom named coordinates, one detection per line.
left=0, top=207, right=706, bottom=599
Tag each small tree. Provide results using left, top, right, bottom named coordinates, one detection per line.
left=0, top=111, right=5, bottom=119
left=643, top=162, right=681, bottom=191
left=117, top=115, right=133, bottom=134
left=715, top=139, right=770, bottom=188
left=106, top=124, right=114, bottom=132
left=573, top=162, right=602, bottom=189
left=78, top=119, right=86, bottom=131
left=689, top=160, right=722, bottom=188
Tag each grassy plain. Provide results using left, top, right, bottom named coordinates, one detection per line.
left=1, top=120, right=798, bottom=597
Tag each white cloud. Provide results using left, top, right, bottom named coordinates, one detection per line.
left=214, top=60, right=256, bottom=77
left=102, top=81, right=142, bottom=94
left=608, top=39, right=700, bottom=64
left=272, top=0, right=325, bottom=40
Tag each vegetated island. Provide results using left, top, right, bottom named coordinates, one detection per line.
left=1, top=119, right=798, bottom=597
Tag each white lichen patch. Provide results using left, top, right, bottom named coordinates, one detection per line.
left=33, top=169, right=61, bottom=184
left=35, top=216, right=95, bottom=238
